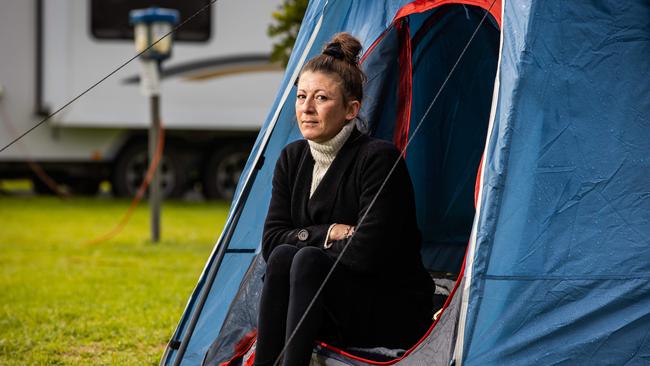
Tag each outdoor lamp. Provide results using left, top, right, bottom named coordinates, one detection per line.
left=129, top=6, right=179, bottom=243
left=129, top=7, right=180, bottom=61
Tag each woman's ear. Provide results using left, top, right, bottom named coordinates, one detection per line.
left=346, top=100, right=361, bottom=120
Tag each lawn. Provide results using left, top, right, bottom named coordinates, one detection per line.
left=0, top=193, right=230, bottom=365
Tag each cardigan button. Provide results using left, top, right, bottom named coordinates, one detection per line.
left=297, top=229, right=309, bottom=241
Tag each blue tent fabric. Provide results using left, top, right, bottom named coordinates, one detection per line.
left=162, top=0, right=650, bottom=365
left=462, top=1, right=650, bottom=365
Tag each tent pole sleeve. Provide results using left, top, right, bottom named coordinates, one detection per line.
left=453, top=1, right=505, bottom=364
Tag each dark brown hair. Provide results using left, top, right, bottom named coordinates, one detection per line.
left=300, top=33, right=366, bottom=103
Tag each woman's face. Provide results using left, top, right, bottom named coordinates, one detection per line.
left=295, top=71, right=360, bottom=143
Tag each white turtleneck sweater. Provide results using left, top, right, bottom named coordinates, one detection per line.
left=307, top=122, right=354, bottom=198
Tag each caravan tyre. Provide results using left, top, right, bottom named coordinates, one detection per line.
left=202, top=144, right=250, bottom=201
left=112, top=143, right=186, bottom=199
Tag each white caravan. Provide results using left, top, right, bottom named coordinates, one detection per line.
left=0, top=0, right=284, bottom=199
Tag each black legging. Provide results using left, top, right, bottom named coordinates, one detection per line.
left=255, top=244, right=433, bottom=366
left=255, top=245, right=337, bottom=366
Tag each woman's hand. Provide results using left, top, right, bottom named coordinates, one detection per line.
left=328, top=224, right=355, bottom=242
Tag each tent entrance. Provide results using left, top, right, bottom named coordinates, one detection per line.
left=361, top=4, right=499, bottom=274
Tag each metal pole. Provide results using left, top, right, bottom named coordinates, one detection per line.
left=149, top=93, right=161, bottom=243
left=131, top=7, right=178, bottom=245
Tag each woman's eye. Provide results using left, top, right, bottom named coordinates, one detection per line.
left=296, top=94, right=306, bottom=100
left=315, top=95, right=328, bottom=101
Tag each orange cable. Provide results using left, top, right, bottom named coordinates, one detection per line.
left=85, top=121, right=165, bottom=245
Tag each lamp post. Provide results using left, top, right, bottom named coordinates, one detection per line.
left=130, top=7, right=179, bottom=243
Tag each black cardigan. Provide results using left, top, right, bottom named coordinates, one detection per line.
left=262, top=128, right=433, bottom=290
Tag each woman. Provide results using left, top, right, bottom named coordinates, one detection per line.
left=255, top=33, right=435, bottom=366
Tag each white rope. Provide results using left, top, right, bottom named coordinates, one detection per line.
left=0, top=0, right=218, bottom=154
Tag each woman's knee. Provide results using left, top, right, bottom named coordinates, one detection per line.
left=290, top=247, right=333, bottom=285
left=265, top=244, right=299, bottom=278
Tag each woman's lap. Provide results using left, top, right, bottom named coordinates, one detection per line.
left=264, top=244, right=433, bottom=350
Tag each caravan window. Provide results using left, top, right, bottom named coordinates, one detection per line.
left=90, top=0, right=212, bottom=42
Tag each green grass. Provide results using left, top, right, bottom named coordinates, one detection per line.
left=0, top=179, right=32, bottom=192
left=0, top=195, right=230, bottom=365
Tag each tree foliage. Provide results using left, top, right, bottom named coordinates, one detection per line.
left=268, top=0, right=309, bottom=67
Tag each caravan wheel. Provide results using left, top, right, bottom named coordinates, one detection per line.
left=112, top=143, right=186, bottom=198
left=202, top=144, right=250, bottom=201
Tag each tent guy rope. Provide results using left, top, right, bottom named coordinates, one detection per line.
left=0, top=0, right=218, bottom=154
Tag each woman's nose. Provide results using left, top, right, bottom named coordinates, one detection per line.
left=299, top=97, right=315, bottom=113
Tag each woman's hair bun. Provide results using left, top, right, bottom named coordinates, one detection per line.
left=322, top=33, right=362, bottom=65
left=301, top=32, right=366, bottom=102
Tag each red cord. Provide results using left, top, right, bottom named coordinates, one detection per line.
left=0, top=102, right=70, bottom=199
left=85, top=122, right=165, bottom=245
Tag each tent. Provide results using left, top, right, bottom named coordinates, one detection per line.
left=161, top=1, right=650, bottom=365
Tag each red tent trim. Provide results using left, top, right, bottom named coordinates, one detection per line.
left=361, top=0, right=500, bottom=64
left=319, top=251, right=469, bottom=366
left=393, top=19, right=413, bottom=154
left=394, top=0, right=501, bottom=27
left=474, top=155, right=484, bottom=207
left=360, top=27, right=389, bottom=64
